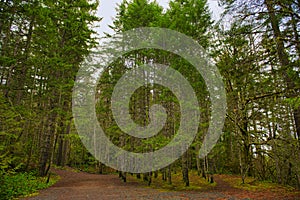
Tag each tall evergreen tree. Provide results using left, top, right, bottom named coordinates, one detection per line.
left=0, top=0, right=99, bottom=176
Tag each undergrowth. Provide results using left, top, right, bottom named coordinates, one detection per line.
left=220, top=174, right=300, bottom=195
left=0, top=171, right=59, bottom=199
left=128, top=170, right=215, bottom=191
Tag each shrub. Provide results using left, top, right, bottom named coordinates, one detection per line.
left=0, top=171, right=57, bottom=199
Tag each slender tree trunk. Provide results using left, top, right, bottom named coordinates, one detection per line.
left=99, top=162, right=104, bottom=174
left=15, top=17, right=35, bottom=104
left=167, top=164, right=172, bottom=185
left=196, top=144, right=201, bottom=176
left=182, top=150, right=189, bottom=187
left=162, top=168, right=167, bottom=181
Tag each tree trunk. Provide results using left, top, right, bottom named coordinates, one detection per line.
left=168, top=164, right=172, bottom=185
left=182, top=150, right=189, bottom=187
left=99, top=162, right=104, bottom=174
left=39, top=112, right=55, bottom=176
left=196, top=144, right=201, bottom=176
left=265, top=0, right=300, bottom=140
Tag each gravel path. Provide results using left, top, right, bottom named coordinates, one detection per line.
left=22, top=169, right=299, bottom=200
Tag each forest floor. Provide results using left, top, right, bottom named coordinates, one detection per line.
left=22, top=168, right=300, bottom=200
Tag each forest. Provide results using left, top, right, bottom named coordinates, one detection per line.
left=0, top=0, right=300, bottom=199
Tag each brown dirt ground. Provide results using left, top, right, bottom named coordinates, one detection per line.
left=22, top=169, right=300, bottom=200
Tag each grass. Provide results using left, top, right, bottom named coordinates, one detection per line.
left=127, top=170, right=215, bottom=192
left=220, top=174, right=300, bottom=195
left=128, top=171, right=299, bottom=197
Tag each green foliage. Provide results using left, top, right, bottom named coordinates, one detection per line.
left=167, top=0, right=212, bottom=48
left=1, top=0, right=300, bottom=193
left=0, top=92, right=25, bottom=173
left=284, top=97, right=300, bottom=109
left=112, top=0, right=163, bottom=32
left=0, top=171, right=58, bottom=199
left=0, top=0, right=100, bottom=175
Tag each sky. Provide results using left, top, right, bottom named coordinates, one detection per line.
left=96, top=0, right=223, bottom=36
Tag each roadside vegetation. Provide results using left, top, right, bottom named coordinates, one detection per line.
left=0, top=171, right=59, bottom=199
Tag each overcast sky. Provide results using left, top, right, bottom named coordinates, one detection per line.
left=96, top=0, right=223, bottom=36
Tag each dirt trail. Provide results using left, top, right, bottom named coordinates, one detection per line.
left=22, top=169, right=299, bottom=200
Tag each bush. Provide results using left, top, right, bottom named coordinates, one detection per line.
left=0, top=171, right=57, bottom=199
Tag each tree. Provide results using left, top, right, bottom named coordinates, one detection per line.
left=0, top=0, right=99, bottom=176
left=166, top=0, right=213, bottom=186
left=215, top=0, right=300, bottom=187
